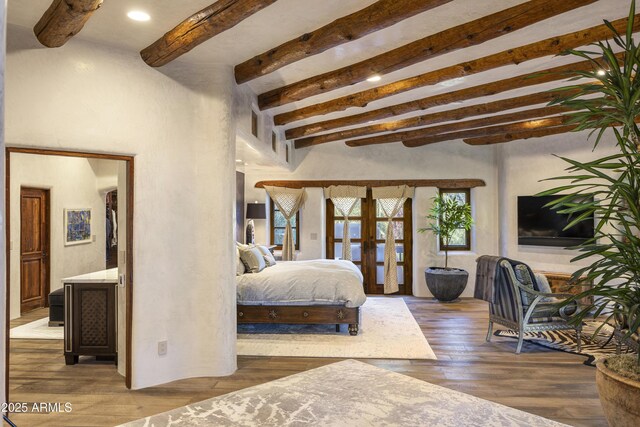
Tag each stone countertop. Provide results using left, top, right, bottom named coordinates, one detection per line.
left=61, top=268, right=118, bottom=283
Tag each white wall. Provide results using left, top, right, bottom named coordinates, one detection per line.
left=0, top=0, right=7, bottom=407
left=9, top=154, right=116, bottom=320
left=497, top=130, right=617, bottom=273
left=245, top=141, right=500, bottom=297
left=5, top=25, right=237, bottom=389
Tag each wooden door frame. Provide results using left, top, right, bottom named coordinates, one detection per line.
left=5, top=147, right=135, bottom=397
left=326, top=190, right=413, bottom=295
left=19, top=187, right=51, bottom=314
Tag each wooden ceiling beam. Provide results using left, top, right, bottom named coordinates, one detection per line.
left=294, top=89, right=579, bottom=148
left=463, top=115, right=640, bottom=145
left=141, top=0, right=278, bottom=67
left=234, top=0, right=452, bottom=84
left=345, top=106, right=573, bottom=147
left=277, top=14, right=640, bottom=126
left=258, top=0, right=596, bottom=110
left=34, top=0, right=103, bottom=48
left=286, top=54, right=620, bottom=140
left=402, top=116, right=570, bottom=147
left=463, top=124, right=579, bottom=145
left=254, top=179, right=486, bottom=189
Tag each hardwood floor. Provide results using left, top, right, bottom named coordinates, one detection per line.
left=8, top=298, right=606, bottom=426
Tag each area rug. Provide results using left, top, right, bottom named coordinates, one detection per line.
left=118, top=359, right=567, bottom=427
left=494, top=321, right=634, bottom=366
left=237, top=297, right=436, bottom=359
left=10, top=317, right=63, bottom=340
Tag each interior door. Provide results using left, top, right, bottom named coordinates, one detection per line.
left=327, top=190, right=412, bottom=295
left=20, top=188, right=50, bottom=314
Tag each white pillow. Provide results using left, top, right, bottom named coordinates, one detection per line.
left=239, top=246, right=267, bottom=273
left=236, top=247, right=246, bottom=276
left=257, top=245, right=277, bottom=267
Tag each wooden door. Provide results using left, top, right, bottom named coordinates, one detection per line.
left=327, top=190, right=413, bottom=295
left=20, top=188, right=50, bottom=314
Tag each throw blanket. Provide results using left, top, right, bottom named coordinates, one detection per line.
left=475, top=256, right=503, bottom=303
left=236, top=259, right=367, bottom=308
left=475, top=256, right=539, bottom=303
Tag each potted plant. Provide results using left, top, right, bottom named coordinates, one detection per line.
left=419, top=194, right=473, bottom=302
left=539, top=2, right=640, bottom=424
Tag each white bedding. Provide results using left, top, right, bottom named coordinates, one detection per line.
left=236, top=259, right=367, bottom=308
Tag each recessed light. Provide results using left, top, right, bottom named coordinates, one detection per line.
left=597, top=69, right=606, bottom=76
left=127, top=11, right=150, bottom=22
left=244, top=162, right=249, bottom=166
left=236, top=159, right=242, bottom=162
left=366, top=75, right=382, bottom=83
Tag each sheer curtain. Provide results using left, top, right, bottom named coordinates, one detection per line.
left=324, top=186, right=366, bottom=261
left=264, top=186, right=306, bottom=261
left=372, top=185, right=414, bottom=294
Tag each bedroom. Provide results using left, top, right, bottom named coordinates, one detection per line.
left=1, top=0, right=639, bottom=426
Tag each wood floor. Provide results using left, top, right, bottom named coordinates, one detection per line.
left=8, top=297, right=606, bottom=427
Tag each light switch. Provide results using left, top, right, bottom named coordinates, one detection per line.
left=310, top=233, right=318, bottom=241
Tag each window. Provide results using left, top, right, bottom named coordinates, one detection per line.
left=271, top=131, right=277, bottom=152
left=285, top=144, right=290, bottom=163
left=270, top=199, right=300, bottom=250
left=251, top=110, right=258, bottom=137
left=439, top=188, right=471, bottom=251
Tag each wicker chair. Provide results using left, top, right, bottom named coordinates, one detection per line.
left=486, top=260, right=582, bottom=354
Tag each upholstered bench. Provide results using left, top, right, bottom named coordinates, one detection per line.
left=48, top=288, right=64, bottom=326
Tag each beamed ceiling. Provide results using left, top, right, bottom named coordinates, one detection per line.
left=7, top=0, right=636, bottom=150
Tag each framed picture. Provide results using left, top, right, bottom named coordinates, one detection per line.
left=64, top=208, right=92, bottom=246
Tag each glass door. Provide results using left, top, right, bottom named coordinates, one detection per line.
left=327, top=190, right=412, bottom=295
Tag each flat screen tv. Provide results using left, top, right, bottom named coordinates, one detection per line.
left=517, top=195, right=595, bottom=247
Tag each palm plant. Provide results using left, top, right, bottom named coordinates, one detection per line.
left=419, top=195, right=473, bottom=269
left=538, top=1, right=640, bottom=368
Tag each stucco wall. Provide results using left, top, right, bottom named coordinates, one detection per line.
left=496, top=129, right=618, bottom=273
left=5, top=25, right=237, bottom=389
left=8, top=154, right=117, bottom=320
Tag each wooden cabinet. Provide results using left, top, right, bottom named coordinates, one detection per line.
left=538, top=271, right=593, bottom=305
left=64, top=281, right=117, bottom=365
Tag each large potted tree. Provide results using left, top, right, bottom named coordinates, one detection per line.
left=419, top=194, right=473, bottom=302
left=539, top=2, right=640, bottom=424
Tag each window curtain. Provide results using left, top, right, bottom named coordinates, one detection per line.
left=372, top=185, right=415, bottom=294
left=264, top=186, right=306, bottom=261
left=323, top=185, right=367, bottom=261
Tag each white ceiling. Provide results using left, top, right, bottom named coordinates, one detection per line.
left=7, top=0, right=634, bottom=158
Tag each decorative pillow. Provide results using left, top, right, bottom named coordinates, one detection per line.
left=534, top=273, right=560, bottom=303
left=239, top=246, right=266, bottom=273
left=257, top=245, right=277, bottom=267
left=514, top=264, right=537, bottom=306
left=236, top=247, right=246, bottom=276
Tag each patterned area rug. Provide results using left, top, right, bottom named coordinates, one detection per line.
left=495, top=321, right=634, bottom=366
left=237, top=297, right=436, bottom=359
left=118, top=360, right=568, bottom=427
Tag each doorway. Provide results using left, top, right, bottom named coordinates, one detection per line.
left=326, top=189, right=413, bottom=295
left=106, top=190, right=118, bottom=269
left=19, top=188, right=50, bottom=314
left=5, top=147, right=135, bottom=401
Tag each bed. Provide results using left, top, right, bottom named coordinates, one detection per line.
left=236, top=259, right=367, bottom=335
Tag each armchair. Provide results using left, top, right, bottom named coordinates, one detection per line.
left=486, top=260, right=582, bottom=354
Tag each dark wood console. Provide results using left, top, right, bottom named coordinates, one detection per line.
left=63, top=271, right=118, bottom=365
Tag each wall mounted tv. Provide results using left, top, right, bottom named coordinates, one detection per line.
left=517, top=195, right=595, bottom=247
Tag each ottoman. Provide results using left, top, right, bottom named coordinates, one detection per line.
left=48, top=288, right=64, bottom=326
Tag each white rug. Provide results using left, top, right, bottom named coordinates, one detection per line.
left=10, top=317, right=63, bottom=340
left=119, top=359, right=568, bottom=427
left=237, top=297, right=436, bottom=359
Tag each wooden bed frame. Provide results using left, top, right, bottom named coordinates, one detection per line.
left=237, top=304, right=361, bottom=335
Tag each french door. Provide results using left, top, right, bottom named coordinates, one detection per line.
left=326, top=190, right=412, bottom=295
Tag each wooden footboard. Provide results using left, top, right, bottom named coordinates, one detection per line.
left=237, top=305, right=360, bottom=336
